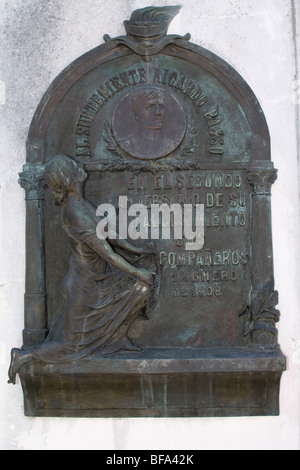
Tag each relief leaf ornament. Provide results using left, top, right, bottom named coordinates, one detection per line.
left=103, top=120, right=123, bottom=158
left=180, top=124, right=199, bottom=156
left=241, top=286, right=280, bottom=338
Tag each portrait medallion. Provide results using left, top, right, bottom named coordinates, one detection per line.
left=112, top=86, right=187, bottom=160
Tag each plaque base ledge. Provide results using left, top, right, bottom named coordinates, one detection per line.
left=22, top=346, right=286, bottom=373
left=18, top=348, right=286, bottom=418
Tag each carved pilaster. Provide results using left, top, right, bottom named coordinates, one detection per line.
left=247, top=167, right=279, bottom=348
left=19, top=164, right=48, bottom=346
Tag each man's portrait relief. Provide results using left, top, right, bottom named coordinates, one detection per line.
left=112, top=86, right=187, bottom=160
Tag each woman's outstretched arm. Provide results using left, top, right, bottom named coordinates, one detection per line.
left=87, top=235, right=155, bottom=285
left=110, top=237, right=156, bottom=255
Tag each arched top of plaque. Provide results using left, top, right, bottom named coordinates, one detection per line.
left=26, top=5, right=270, bottom=167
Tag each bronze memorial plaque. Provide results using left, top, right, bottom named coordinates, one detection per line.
left=9, top=6, right=286, bottom=417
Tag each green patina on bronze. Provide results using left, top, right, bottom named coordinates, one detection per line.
left=9, top=6, right=285, bottom=417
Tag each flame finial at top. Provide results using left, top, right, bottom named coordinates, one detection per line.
left=103, top=6, right=190, bottom=61
left=124, top=5, right=182, bottom=38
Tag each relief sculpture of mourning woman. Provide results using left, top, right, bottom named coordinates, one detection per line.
left=8, top=5, right=286, bottom=417
left=8, top=155, right=159, bottom=384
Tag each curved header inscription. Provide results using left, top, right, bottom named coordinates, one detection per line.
left=74, top=65, right=229, bottom=162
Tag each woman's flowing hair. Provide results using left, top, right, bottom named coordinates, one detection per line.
left=45, top=155, right=87, bottom=205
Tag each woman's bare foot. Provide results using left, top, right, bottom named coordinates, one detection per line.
left=8, top=349, right=22, bottom=385
left=121, top=337, right=143, bottom=352
left=8, top=348, right=33, bottom=385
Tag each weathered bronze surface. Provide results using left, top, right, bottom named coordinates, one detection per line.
left=112, top=86, right=187, bottom=159
left=9, top=6, right=286, bottom=417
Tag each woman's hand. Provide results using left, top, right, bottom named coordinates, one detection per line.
left=142, top=242, right=156, bottom=254
left=135, top=268, right=156, bottom=286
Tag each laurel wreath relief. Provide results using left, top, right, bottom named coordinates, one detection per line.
left=102, top=120, right=200, bottom=173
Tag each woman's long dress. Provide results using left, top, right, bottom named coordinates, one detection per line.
left=30, top=219, right=153, bottom=363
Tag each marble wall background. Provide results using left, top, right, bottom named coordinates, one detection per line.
left=0, top=0, right=299, bottom=450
